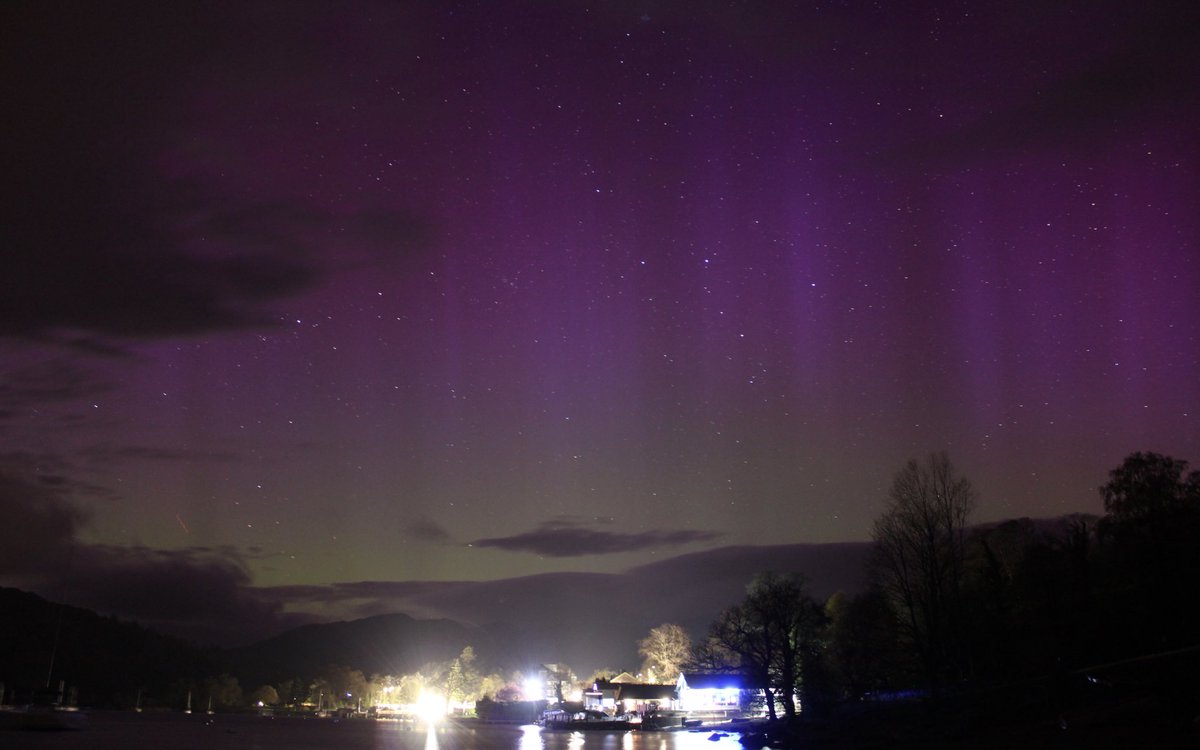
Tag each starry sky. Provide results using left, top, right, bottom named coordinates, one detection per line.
left=2, top=1, right=1199, bottom=652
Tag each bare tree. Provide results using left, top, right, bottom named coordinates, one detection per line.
left=872, top=452, right=975, bottom=693
left=690, top=634, right=740, bottom=673
left=710, top=592, right=778, bottom=719
left=708, top=572, right=824, bottom=720
left=638, top=623, right=692, bottom=683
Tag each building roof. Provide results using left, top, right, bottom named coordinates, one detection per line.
left=615, top=683, right=676, bottom=701
left=678, top=672, right=748, bottom=690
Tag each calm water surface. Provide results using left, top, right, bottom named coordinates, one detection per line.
left=3, top=712, right=754, bottom=750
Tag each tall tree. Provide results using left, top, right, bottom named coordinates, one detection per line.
left=690, top=634, right=740, bottom=673
left=872, top=452, right=975, bottom=693
left=204, top=674, right=243, bottom=709
left=825, top=589, right=904, bottom=699
left=445, top=646, right=481, bottom=704
left=638, top=623, right=692, bottom=683
left=248, top=684, right=279, bottom=707
left=313, top=665, right=368, bottom=708
left=1099, top=452, right=1200, bottom=649
left=1101, top=451, right=1199, bottom=530
left=396, top=672, right=426, bottom=705
left=708, top=572, right=825, bottom=720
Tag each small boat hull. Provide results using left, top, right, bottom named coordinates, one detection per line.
left=541, top=708, right=634, bottom=731
left=542, top=720, right=634, bottom=731
left=0, top=705, right=87, bottom=731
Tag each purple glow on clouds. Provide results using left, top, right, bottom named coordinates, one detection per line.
left=1, top=1, right=1198, bottom=644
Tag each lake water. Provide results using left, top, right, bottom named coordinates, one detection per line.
left=2, top=712, right=755, bottom=750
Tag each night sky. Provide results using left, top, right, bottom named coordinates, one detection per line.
left=3, top=1, right=1199, bottom=658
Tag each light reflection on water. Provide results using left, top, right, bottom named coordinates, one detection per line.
left=413, top=722, right=748, bottom=750
left=6, top=712, right=750, bottom=750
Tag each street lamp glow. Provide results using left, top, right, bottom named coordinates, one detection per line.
left=522, top=677, right=543, bottom=702
left=416, top=689, right=446, bottom=723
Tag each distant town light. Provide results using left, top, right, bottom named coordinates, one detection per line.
left=522, top=677, right=543, bottom=702
left=416, top=689, right=446, bottom=722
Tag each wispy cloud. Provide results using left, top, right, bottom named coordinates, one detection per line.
left=469, top=519, right=724, bottom=557
left=405, top=516, right=454, bottom=544
left=0, top=360, right=114, bottom=417
left=76, top=444, right=239, bottom=464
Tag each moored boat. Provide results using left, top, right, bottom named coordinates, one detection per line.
left=0, top=689, right=87, bottom=731
left=541, top=708, right=634, bottom=731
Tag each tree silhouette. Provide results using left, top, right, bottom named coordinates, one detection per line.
left=708, top=572, right=825, bottom=720
left=872, top=452, right=975, bottom=693
left=1099, top=452, right=1200, bottom=650
left=1101, top=451, right=1199, bottom=529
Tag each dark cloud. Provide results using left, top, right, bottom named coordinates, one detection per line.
left=405, top=516, right=454, bottom=544
left=0, top=466, right=302, bottom=645
left=0, top=452, right=76, bottom=480
left=253, top=580, right=474, bottom=622
left=0, top=451, right=118, bottom=503
left=0, top=470, right=89, bottom=583
left=257, top=580, right=458, bottom=606
left=876, top=56, right=1153, bottom=171
left=64, top=544, right=304, bottom=646
left=0, top=164, right=428, bottom=349
left=1, top=196, right=319, bottom=341
left=469, top=520, right=725, bottom=556
left=0, top=2, right=431, bottom=346
left=870, top=9, right=1200, bottom=171
left=0, top=360, right=113, bottom=417
left=75, top=444, right=238, bottom=464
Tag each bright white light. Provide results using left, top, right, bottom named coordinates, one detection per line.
left=522, top=677, right=543, bottom=701
left=416, top=689, right=446, bottom=723
left=519, top=724, right=542, bottom=750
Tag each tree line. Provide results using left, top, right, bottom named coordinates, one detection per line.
left=11, top=449, right=1196, bottom=720
left=157, top=645, right=528, bottom=713
left=661, top=450, right=1200, bottom=722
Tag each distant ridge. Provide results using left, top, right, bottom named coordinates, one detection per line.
left=3, top=523, right=1091, bottom=702
left=267, top=541, right=875, bottom=672
left=0, top=586, right=217, bottom=708
left=199, top=541, right=875, bottom=682
left=242, top=527, right=1080, bottom=672
left=228, top=612, right=493, bottom=686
